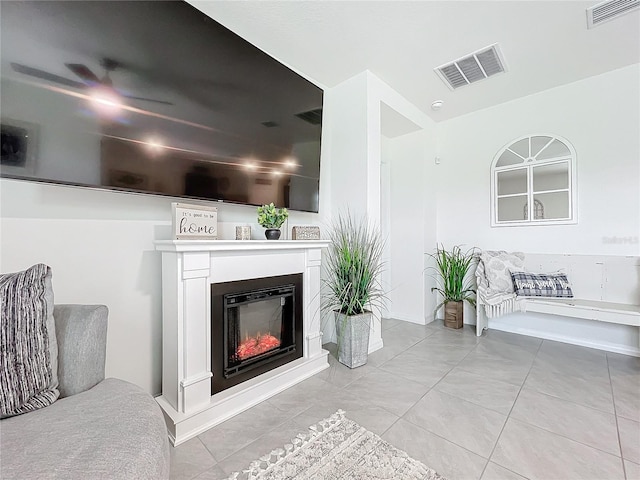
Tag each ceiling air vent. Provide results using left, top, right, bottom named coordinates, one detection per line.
left=435, top=44, right=507, bottom=90
left=587, top=0, right=639, bottom=28
left=295, top=108, right=322, bottom=125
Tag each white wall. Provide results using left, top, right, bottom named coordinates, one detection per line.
left=323, top=71, right=437, bottom=348
left=324, top=72, right=371, bottom=218
left=436, top=64, right=640, bottom=256
left=373, top=77, right=437, bottom=326
left=1, top=173, right=325, bottom=396
left=384, top=129, right=437, bottom=324
left=380, top=138, right=392, bottom=320
left=321, top=72, right=374, bottom=346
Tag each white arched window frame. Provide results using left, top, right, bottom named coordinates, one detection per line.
left=491, top=134, right=577, bottom=227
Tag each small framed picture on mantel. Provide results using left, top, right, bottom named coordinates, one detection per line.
left=172, top=203, right=218, bottom=240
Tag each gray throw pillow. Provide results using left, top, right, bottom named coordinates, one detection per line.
left=0, top=264, right=59, bottom=417
left=511, top=271, right=574, bottom=298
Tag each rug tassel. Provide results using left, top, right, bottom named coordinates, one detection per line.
left=226, top=410, right=348, bottom=480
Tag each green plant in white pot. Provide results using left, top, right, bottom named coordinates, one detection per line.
left=257, top=203, right=288, bottom=240
left=323, top=214, right=385, bottom=368
left=428, top=244, right=478, bottom=329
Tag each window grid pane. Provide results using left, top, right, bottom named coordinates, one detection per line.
left=492, top=135, right=575, bottom=226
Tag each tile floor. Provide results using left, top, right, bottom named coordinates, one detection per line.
left=170, top=319, right=640, bottom=480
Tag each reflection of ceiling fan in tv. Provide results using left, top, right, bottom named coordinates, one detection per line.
left=11, top=57, right=173, bottom=106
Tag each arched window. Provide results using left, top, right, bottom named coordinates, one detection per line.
left=524, top=199, right=544, bottom=220
left=491, top=134, right=577, bottom=226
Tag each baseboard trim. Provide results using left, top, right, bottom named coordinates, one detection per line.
left=368, top=337, right=384, bottom=353
left=488, top=320, right=640, bottom=357
left=385, top=313, right=427, bottom=325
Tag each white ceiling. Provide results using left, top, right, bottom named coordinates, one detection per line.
left=190, top=0, right=640, bottom=122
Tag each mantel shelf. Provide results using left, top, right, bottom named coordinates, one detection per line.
left=154, top=240, right=330, bottom=253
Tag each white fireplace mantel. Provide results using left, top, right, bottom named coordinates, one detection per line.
left=155, top=240, right=330, bottom=445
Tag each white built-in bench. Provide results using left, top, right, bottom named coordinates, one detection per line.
left=476, top=254, right=640, bottom=356
left=523, top=298, right=640, bottom=326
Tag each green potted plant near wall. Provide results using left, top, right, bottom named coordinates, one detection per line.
left=428, top=245, right=478, bottom=329
left=257, top=203, right=289, bottom=240
left=323, top=214, right=385, bottom=368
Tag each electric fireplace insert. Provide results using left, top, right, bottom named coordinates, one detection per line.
left=210, top=274, right=303, bottom=395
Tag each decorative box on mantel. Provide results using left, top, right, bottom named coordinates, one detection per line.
left=154, top=240, right=330, bottom=446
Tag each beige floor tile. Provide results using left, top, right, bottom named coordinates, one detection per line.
left=539, top=340, right=608, bottom=366
left=481, top=462, right=527, bottom=480
left=292, top=394, right=399, bottom=436
left=618, top=416, right=640, bottom=464
left=435, top=368, right=521, bottom=415
left=316, top=348, right=378, bottom=388
left=609, top=355, right=640, bottom=422
left=625, top=460, right=640, bottom=480
left=525, top=362, right=614, bottom=413
left=169, top=323, right=639, bottom=480
left=403, top=340, right=476, bottom=366
left=170, top=437, right=217, bottom=480
left=510, top=388, right=620, bottom=455
left=457, top=344, right=535, bottom=386
left=216, top=420, right=308, bottom=475
left=345, top=368, right=430, bottom=416
left=384, top=319, right=436, bottom=341
left=193, top=465, right=228, bottom=480
left=492, top=418, right=624, bottom=480
left=404, top=389, right=507, bottom=458
left=198, top=401, right=291, bottom=462
left=420, top=326, right=481, bottom=348
left=264, top=375, right=343, bottom=416
left=483, top=330, right=542, bottom=354
left=381, top=318, right=402, bottom=331
left=383, top=418, right=487, bottom=480
left=379, top=350, right=454, bottom=387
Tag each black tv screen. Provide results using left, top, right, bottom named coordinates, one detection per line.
left=0, top=1, right=323, bottom=212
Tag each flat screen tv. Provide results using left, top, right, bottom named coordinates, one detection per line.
left=0, top=1, right=323, bottom=212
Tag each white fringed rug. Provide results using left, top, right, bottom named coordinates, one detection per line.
left=226, top=410, right=446, bottom=480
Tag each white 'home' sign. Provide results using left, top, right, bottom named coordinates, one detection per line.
left=171, top=203, right=218, bottom=240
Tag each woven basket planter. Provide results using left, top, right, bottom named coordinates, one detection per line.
left=444, top=301, right=464, bottom=329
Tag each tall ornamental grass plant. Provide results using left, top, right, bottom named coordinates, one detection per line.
left=428, top=245, right=478, bottom=317
left=322, top=214, right=385, bottom=316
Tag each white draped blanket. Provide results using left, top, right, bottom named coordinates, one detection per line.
left=476, top=251, right=526, bottom=318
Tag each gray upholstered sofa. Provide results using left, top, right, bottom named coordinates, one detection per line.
left=0, top=305, right=170, bottom=479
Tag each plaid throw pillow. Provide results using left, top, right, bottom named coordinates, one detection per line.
left=510, top=271, right=574, bottom=298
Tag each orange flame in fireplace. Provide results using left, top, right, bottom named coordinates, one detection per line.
left=236, top=332, right=281, bottom=361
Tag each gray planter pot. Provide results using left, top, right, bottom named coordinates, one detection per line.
left=264, top=228, right=281, bottom=240
left=334, top=311, right=371, bottom=368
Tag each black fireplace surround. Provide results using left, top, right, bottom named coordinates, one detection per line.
left=210, top=274, right=303, bottom=395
